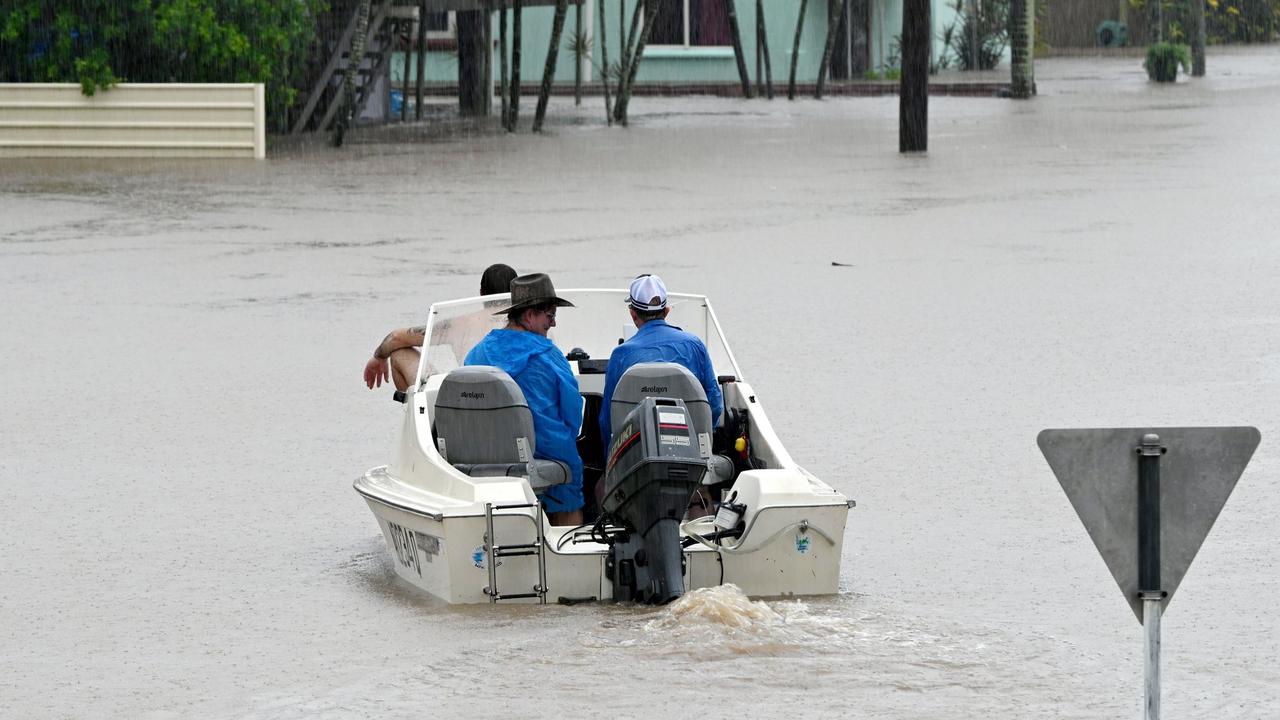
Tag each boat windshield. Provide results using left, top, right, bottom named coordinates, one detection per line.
left=420, top=289, right=741, bottom=383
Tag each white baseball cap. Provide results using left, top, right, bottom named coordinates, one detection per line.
left=627, top=274, right=668, bottom=311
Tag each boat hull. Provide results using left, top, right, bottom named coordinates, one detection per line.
left=356, top=467, right=849, bottom=604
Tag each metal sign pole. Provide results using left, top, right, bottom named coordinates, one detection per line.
left=1040, top=425, right=1260, bottom=720
left=1138, top=433, right=1165, bottom=720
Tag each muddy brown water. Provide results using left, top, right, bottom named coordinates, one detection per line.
left=3, top=49, right=1280, bottom=718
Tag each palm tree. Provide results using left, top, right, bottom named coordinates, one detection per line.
left=725, top=0, right=753, bottom=97
left=509, top=0, right=523, bottom=130
left=499, top=1, right=509, bottom=127
left=756, top=0, right=774, bottom=98
left=816, top=0, right=847, bottom=99
left=534, top=0, right=570, bottom=132
left=614, top=0, right=661, bottom=125
left=788, top=0, right=810, bottom=100
left=334, top=0, right=373, bottom=146
left=597, top=0, right=613, bottom=124
left=1009, top=0, right=1033, bottom=99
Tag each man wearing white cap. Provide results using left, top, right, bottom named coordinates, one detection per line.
left=598, top=274, right=723, bottom=447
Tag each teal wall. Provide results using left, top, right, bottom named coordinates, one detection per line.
left=390, top=0, right=963, bottom=87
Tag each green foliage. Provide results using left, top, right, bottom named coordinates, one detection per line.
left=945, top=0, right=1010, bottom=70
left=74, top=48, right=118, bottom=95
left=1203, top=0, right=1279, bottom=43
left=566, top=29, right=592, bottom=58
left=1129, top=0, right=1279, bottom=44
left=1144, top=41, right=1191, bottom=81
left=0, top=0, right=323, bottom=131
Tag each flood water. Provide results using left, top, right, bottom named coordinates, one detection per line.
left=4, top=49, right=1280, bottom=718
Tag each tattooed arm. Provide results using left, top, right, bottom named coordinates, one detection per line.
left=372, top=326, right=427, bottom=360
left=364, top=326, right=426, bottom=389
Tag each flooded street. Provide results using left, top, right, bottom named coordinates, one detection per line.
left=4, top=48, right=1280, bottom=718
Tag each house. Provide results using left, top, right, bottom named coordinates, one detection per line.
left=294, top=0, right=972, bottom=131
left=391, top=1, right=965, bottom=94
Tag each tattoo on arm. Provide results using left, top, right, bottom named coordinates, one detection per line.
left=374, top=332, right=394, bottom=360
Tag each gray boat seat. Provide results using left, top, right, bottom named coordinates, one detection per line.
left=609, top=362, right=731, bottom=484
left=434, top=366, right=570, bottom=491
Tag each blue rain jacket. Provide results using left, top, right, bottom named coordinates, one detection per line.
left=599, top=319, right=723, bottom=445
left=465, top=329, right=584, bottom=513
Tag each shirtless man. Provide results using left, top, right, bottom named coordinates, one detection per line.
left=363, top=263, right=517, bottom=391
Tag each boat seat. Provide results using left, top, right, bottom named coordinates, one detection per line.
left=608, top=362, right=732, bottom=485
left=434, top=366, right=570, bottom=491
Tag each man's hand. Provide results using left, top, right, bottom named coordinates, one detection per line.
left=364, top=356, right=390, bottom=389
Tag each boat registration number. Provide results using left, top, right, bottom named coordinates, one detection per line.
left=388, top=521, right=441, bottom=577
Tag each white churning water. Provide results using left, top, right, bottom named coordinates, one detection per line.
left=3, top=48, right=1280, bottom=719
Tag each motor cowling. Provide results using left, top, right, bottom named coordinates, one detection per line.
left=602, top=397, right=707, bottom=604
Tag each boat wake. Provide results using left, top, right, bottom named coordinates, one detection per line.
left=583, top=584, right=859, bottom=658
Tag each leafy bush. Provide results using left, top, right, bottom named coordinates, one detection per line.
left=947, top=0, right=1010, bottom=70
left=1144, top=41, right=1191, bottom=81
left=0, top=0, right=323, bottom=132
left=74, top=47, right=118, bottom=96
left=1129, top=0, right=1279, bottom=45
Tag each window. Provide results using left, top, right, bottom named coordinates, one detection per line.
left=647, top=0, right=731, bottom=47
left=422, top=11, right=450, bottom=35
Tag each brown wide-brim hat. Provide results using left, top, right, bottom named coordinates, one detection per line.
left=492, top=273, right=576, bottom=315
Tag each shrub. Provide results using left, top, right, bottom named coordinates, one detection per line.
left=947, top=0, right=1010, bottom=70
left=1144, top=41, right=1191, bottom=82
left=0, top=0, right=323, bottom=132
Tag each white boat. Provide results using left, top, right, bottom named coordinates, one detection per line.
left=354, top=289, right=853, bottom=604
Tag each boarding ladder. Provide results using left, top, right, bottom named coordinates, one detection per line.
left=482, top=502, right=548, bottom=604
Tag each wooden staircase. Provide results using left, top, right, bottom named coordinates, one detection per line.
left=291, top=0, right=405, bottom=134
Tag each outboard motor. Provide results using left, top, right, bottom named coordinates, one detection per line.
left=602, top=397, right=707, bottom=604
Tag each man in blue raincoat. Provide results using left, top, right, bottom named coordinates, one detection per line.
left=599, top=274, right=723, bottom=447
left=465, top=273, right=585, bottom=525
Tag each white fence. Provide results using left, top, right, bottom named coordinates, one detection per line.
left=0, top=83, right=265, bottom=159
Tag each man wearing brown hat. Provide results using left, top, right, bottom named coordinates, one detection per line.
left=464, top=273, right=585, bottom=525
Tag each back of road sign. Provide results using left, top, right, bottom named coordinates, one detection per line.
left=1038, top=427, right=1260, bottom=622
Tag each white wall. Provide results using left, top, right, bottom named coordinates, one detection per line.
left=0, top=83, right=265, bottom=159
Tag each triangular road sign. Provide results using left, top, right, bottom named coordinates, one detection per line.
left=1038, top=427, right=1260, bottom=622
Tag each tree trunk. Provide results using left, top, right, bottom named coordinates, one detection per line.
left=758, top=0, right=773, bottom=98
left=335, top=0, right=373, bottom=145
left=500, top=2, right=509, bottom=129
left=482, top=4, right=493, bottom=116
left=510, top=0, right=523, bottom=129
left=415, top=0, right=427, bottom=120
left=619, top=0, right=644, bottom=88
left=755, top=2, right=763, bottom=97
left=725, top=0, right=753, bottom=98
left=899, top=0, right=929, bottom=152
left=614, top=0, right=660, bottom=125
left=400, top=19, right=411, bottom=121
left=574, top=1, right=583, bottom=105
left=534, top=0, right=570, bottom=132
left=1191, top=0, right=1206, bottom=76
left=815, top=0, right=847, bottom=98
left=1009, top=0, right=1034, bottom=99
left=598, top=0, right=613, bottom=124
left=457, top=10, right=489, bottom=116
left=968, top=0, right=979, bottom=71
left=788, top=0, right=809, bottom=100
